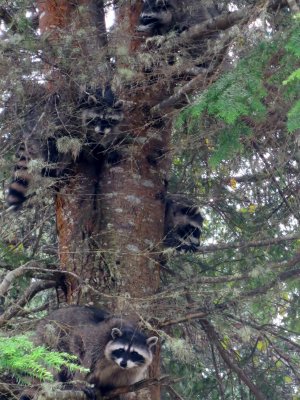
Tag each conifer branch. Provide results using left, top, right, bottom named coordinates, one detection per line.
left=200, top=319, right=267, bottom=400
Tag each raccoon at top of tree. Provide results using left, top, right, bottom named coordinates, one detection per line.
left=137, top=0, right=222, bottom=36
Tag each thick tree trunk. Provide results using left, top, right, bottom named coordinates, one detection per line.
left=38, top=1, right=170, bottom=399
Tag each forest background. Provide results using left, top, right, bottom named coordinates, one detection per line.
left=0, top=0, right=299, bottom=399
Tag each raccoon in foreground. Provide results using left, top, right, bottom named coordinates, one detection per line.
left=20, top=306, right=158, bottom=400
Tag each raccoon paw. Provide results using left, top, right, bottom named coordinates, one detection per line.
left=19, top=394, right=33, bottom=400
left=82, top=387, right=97, bottom=400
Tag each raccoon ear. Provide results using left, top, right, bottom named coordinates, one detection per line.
left=147, top=336, right=158, bottom=349
left=111, top=327, right=122, bottom=339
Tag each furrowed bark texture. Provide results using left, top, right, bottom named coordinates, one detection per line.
left=38, top=1, right=166, bottom=399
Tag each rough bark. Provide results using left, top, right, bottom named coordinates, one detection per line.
left=37, top=1, right=165, bottom=399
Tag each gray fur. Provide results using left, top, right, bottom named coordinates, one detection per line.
left=137, top=0, right=221, bottom=35
left=164, top=193, right=203, bottom=252
left=31, top=306, right=158, bottom=399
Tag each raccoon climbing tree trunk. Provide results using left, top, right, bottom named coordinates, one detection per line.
left=37, top=1, right=170, bottom=399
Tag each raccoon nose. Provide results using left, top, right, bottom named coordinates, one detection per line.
left=120, top=360, right=127, bottom=368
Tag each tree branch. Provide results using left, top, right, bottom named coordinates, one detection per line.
left=150, top=9, right=250, bottom=114
left=199, top=234, right=300, bottom=254
left=33, top=376, right=172, bottom=400
left=157, top=311, right=209, bottom=328
left=217, top=254, right=300, bottom=308
left=210, top=342, right=226, bottom=400
left=154, top=254, right=300, bottom=329
left=200, top=319, right=267, bottom=400
left=0, top=7, right=13, bottom=26
left=0, top=280, right=56, bottom=327
left=225, top=313, right=300, bottom=351
left=103, top=376, right=171, bottom=399
left=179, top=10, right=247, bottom=43
left=158, top=252, right=300, bottom=299
left=253, top=141, right=300, bottom=221
left=286, top=0, right=300, bottom=12
left=236, top=266, right=300, bottom=301
left=0, top=261, right=82, bottom=297
left=167, top=385, right=186, bottom=400
left=151, top=69, right=209, bottom=114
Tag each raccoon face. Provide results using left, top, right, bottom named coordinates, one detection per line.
left=137, top=0, right=175, bottom=35
left=79, top=86, right=123, bottom=137
left=104, top=327, right=158, bottom=370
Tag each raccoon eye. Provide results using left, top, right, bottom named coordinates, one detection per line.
left=130, top=351, right=145, bottom=363
left=112, top=348, right=125, bottom=358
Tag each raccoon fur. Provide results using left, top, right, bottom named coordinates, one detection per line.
left=6, top=137, right=71, bottom=209
left=20, top=306, right=158, bottom=400
left=164, top=193, right=203, bottom=252
left=6, top=84, right=124, bottom=209
left=5, top=88, right=71, bottom=209
left=78, top=85, right=123, bottom=138
left=137, top=0, right=221, bottom=36
left=78, top=85, right=125, bottom=163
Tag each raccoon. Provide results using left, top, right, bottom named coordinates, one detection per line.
left=164, top=194, right=203, bottom=252
left=137, top=0, right=175, bottom=35
left=78, top=85, right=125, bottom=163
left=6, top=85, right=124, bottom=209
left=5, top=88, right=70, bottom=210
left=20, top=306, right=158, bottom=400
left=6, top=144, right=33, bottom=208
left=137, top=0, right=221, bottom=36
left=78, top=85, right=123, bottom=137
left=6, top=137, right=71, bottom=209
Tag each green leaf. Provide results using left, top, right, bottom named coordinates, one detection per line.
left=287, top=100, right=300, bottom=132
left=256, top=340, right=268, bottom=352
left=284, top=376, right=293, bottom=384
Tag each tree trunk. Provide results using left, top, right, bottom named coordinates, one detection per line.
left=37, top=1, right=171, bottom=399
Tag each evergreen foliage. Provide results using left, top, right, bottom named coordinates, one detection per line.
left=177, top=19, right=300, bottom=167
left=0, top=334, right=88, bottom=383
left=0, top=2, right=299, bottom=400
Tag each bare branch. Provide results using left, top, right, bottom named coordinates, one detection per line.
left=179, top=10, right=247, bottom=43
left=201, top=319, right=267, bottom=400
left=0, top=382, right=18, bottom=400
left=103, top=376, right=171, bottom=399
left=225, top=313, right=300, bottom=351
left=36, top=389, right=87, bottom=400
left=237, top=266, right=300, bottom=301
left=159, top=252, right=300, bottom=299
left=157, top=311, right=209, bottom=328
left=199, top=234, right=300, bottom=254
left=0, top=280, right=56, bottom=327
left=167, top=385, right=186, bottom=400
left=210, top=342, right=226, bottom=400
left=17, top=302, right=50, bottom=317
left=151, top=69, right=209, bottom=114
left=150, top=9, right=249, bottom=114
left=286, top=0, right=300, bottom=12
left=0, top=261, right=82, bottom=297
left=33, top=376, right=172, bottom=400
left=217, top=254, right=300, bottom=308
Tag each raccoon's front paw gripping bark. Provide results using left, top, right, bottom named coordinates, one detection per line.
left=82, top=386, right=97, bottom=400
